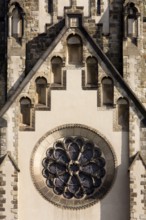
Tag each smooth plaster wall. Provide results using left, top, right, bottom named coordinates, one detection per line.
left=17, top=69, right=129, bottom=220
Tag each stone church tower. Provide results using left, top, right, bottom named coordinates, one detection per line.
left=0, top=0, right=146, bottom=219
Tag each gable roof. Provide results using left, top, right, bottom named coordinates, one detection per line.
left=0, top=21, right=146, bottom=122
left=129, top=151, right=146, bottom=170
left=0, top=152, right=20, bottom=172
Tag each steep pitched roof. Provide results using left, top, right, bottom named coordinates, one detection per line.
left=0, top=21, right=146, bottom=122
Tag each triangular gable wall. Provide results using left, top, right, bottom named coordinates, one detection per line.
left=0, top=19, right=146, bottom=122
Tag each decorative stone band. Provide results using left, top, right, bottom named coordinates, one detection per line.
left=30, top=124, right=116, bottom=209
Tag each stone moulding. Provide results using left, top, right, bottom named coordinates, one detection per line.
left=30, top=124, right=116, bottom=209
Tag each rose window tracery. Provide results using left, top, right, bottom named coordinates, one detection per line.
left=31, top=124, right=116, bottom=209
left=42, top=137, right=106, bottom=199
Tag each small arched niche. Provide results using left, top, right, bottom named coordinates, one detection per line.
left=11, top=4, right=24, bottom=38
left=117, top=98, right=129, bottom=128
left=86, top=57, right=98, bottom=86
left=67, top=34, right=83, bottom=65
left=102, top=77, right=114, bottom=106
left=35, top=77, right=47, bottom=105
left=20, top=97, right=31, bottom=126
left=51, top=57, right=63, bottom=84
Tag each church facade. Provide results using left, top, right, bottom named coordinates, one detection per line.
left=0, top=0, right=146, bottom=220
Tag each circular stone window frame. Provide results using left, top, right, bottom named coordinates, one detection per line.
left=30, top=124, right=117, bottom=209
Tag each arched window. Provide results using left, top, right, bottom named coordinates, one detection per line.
left=86, top=57, right=98, bottom=85
left=102, top=77, right=114, bottom=106
left=124, top=3, right=139, bottom=39
left=36, top=77, right=47, bottom=105
left=48, top=0, right=53, bottom=13
left=117, top=98, right=129, bottom=127
left=67, top=35, right=83, bottom=65
left=51, top=57, right=63, bottom=84
left=11, top=6, right=23, bottom=38
left=97, top=0, right=101, bottom=15
left=20, top=97, right=31, bottom=126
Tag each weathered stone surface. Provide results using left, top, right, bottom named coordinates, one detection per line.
left=0, top=1, right=146, bottom=220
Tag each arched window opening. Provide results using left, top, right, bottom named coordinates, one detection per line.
left=20, top=98, right=31, bottom=126
left=36, top=77, right=47, bottom=105
left=48, top=0, right=53, bottom=13
left=102, top=77, right=114, bottom=106
left=117, top=98, right=129, bottom=127
left=125, top=3, right=139, bottom=39
left=51, top=57, right=63, bottom=84
left=67, top=35, right=83, bottom=65
left=11, top=6, right=23, bottom=38
left=86, top=57, right=98, bottom=85
left=97, top=0, right=101, bottom=15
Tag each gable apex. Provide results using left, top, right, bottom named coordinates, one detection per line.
left=0, top=21, right=146, bottom=122
left=0, top=152, right=20, bottom=172
left=129, top=151, right=146, bottom=170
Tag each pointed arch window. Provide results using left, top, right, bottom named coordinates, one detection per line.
left=102, top=77, right=114, bottom=106
left=124, top=3, right=139, bottom=39
left=86, top=57, right=98, bottom=86
left=51, top=57, right=63, bottom=84
left=36, top=77, right=47, bottom=105
left=11, top=6, right=23, bottom=38
left=117, top=98, right=129, bottom=128
left=8, top=3, right=24, bottom=38
left=67, top=35, right=83, bottom=65
left=20, top=97, right=31, bottom=126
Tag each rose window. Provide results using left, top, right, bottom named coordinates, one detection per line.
left=31, top=124, right=116, bottom=209
left=42, top=137, right=106, bottom=199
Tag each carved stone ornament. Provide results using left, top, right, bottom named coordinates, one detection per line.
left=30, top=124, right=116, bottom=209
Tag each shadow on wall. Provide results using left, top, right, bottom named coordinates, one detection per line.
left=93, top=0, right=123, bottom=74
left=25, top=0, right=123, bottom=75
left=7, top=0, right=124, bottom=100
left=6, top=19, right=65, bottom=98
left=100, top=131, right=130, bottom=220
left=25, top=19, right=65, bottom=73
